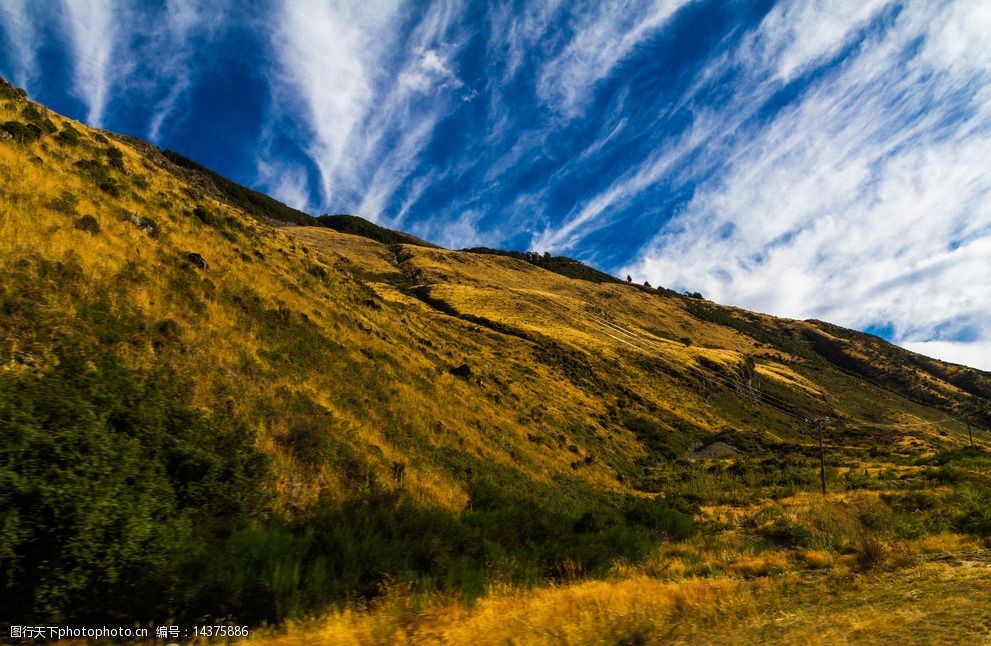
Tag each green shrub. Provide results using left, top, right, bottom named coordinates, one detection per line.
left=17, top=104, right=56, bottom=133
left=0, top=79, right=21, bottom=100
left=74, top=214, right=101, bottom=234
left=275, top=392, right=336, bottom=470
left=105, top=145, right=125, bottom=170
left=56, top=125, right=81, bottom=146
left=0, top=343, right=269, bottom=623
left=881, top=490, right=938, bottom=512
left=193, top=204, right=218, bottom=226
left=952, top=483, right=991, bottom=536
left=192, top=204, right=247, bottom=241
left=1, top=120, right=40, bottom=143
left=762, top=518, right=814, bottom=548
left=73, top=158, right=109, bottom=183
left=622, top=497, right=696, bottom=540
left=48, top=190, right=78, bottom=215
left=98, top=178, right=122, bottom=197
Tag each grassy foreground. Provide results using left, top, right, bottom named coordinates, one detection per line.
left=246, top=542, right=991, bottom=645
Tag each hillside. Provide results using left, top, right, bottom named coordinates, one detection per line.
left=316, top=213, right=438, bottom=247
left=2, top=78, right=990, bottom=635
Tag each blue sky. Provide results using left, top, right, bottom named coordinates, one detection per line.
left=2, top=0, right=990, bottom=370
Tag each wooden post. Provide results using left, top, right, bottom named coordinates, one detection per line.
left=967, top=416, right=974, bottom=449
left=817, top=418, right=827, bottom=496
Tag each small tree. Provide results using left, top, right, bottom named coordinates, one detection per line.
left=626, top=275, right=632, bottom=283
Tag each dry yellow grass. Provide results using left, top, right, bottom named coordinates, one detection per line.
left=249, top=577, right=757, bottom=646
left=239, top=548, right=991, bottom=645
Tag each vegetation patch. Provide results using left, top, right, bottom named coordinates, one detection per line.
left=318, top=213, right=438, bottom=247
left=162, top=149, right=314, bottom=225
left=464, top=247, right=622, bottom=283
left=1, top=120, right=41, bottom=144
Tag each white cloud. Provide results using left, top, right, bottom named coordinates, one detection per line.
left=399, top=49, right=461, bottom=92
left=416, top=208, right=485, bottom=249
left=146, top=0, right=229, bottom=140
left=621, top=2, right=991, bottom=370
left=485, top=0, right=563, bottom=83
left=902, top=340, right=991, bottom=372
left=532, top=1, right=896, bottom=255
left=59, top=0, right=118, bottom=127
left=0, top=0, right=40, bottom=89
left=268, top=0, right=466, bottom=220
left=531, top=115, right=712, bottom=252
left=256, top=158, right=312, bottom=212
left=8, top=0, right=221, bottom=133
left=537, top=0, right=688, bottom=116
left=747, top=0, right=891, bottom=82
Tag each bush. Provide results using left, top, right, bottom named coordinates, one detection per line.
left=56, top=125, right=81, bottom=146
left=98, top=178, right=122, bottom=197
left=764, top=518, right=814, bottom=548
left=105, top=145, right=125, bottom=171
left=1, top=120, right=41, bottom=144
left=0, top=343, right=269, bottom=623
left=952, top=483, right=991, bottom=536
left=74, top=214, right=101, bottom=234
left=855, top=533, right=888, bottom=571
left=20, top=104, right=57, bottom=133
left=192, top=204, right=247, bottom=241
left=73, top=158, right=109, bottom=183
left=0, top=78, right=21, bottom=100
left=48, top=190, right=78, bottom=215
left=275, top=392, right=336, bottom=470
left=622, top=497, right=696, bottom=540
left=193, top=204, right=218, bottom=226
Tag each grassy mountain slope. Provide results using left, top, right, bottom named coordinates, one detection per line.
left=2, top=80, right=990, bottom=631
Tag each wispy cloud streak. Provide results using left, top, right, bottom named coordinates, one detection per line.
left=625, top=1, right=991, bottom=368
left=537, top=0, right=689, bottom=116
left=59, top=0, right=118, bottom=127
left=144, top=0, right=229, bottom=141
left=0, top=0, right=40, bottom=89
left=266, top=0, right=466, bottom=218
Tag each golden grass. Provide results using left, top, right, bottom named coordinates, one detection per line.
left=249, top=577, right=759, bottom=646
left=238, top=543, right=991, bottom=645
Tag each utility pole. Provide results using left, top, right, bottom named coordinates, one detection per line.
left=807, top=417, right=829, bottom=496
left=817, top=418, right=827, bottom=496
